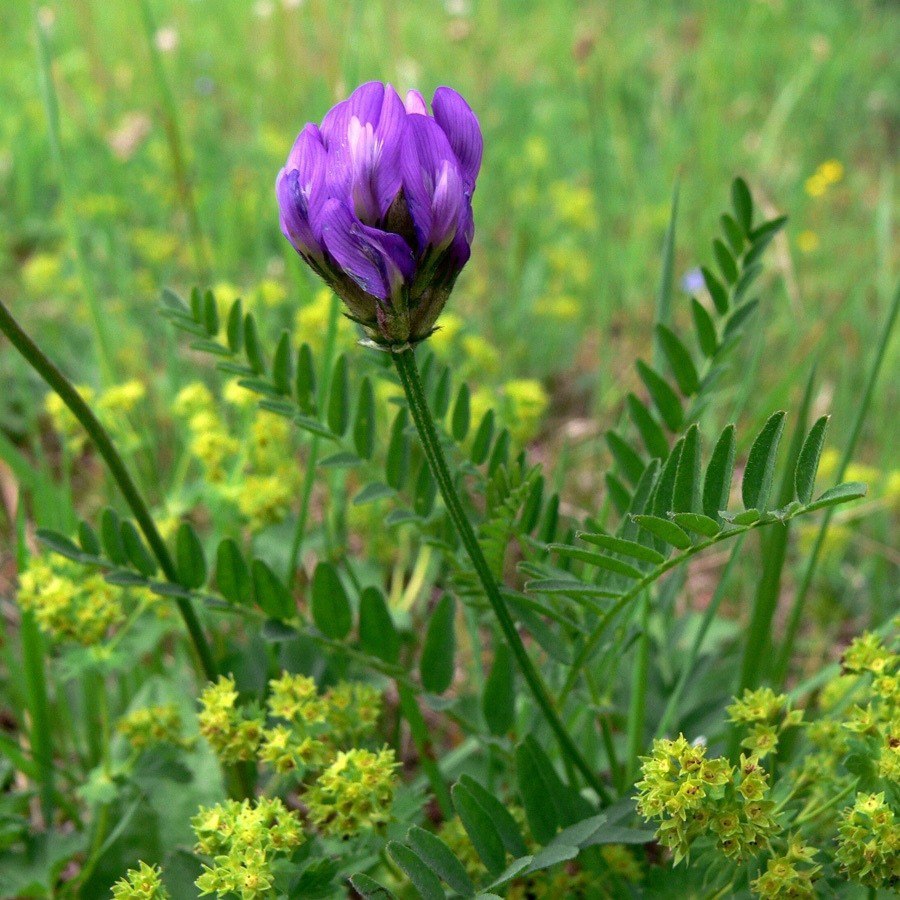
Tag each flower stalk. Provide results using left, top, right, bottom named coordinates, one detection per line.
left=0, top=298, right=217, bottom=684
left=391, top=346, right=608, bottom=801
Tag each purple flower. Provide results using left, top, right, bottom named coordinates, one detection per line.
left=276, top=82, right=482, bottom=346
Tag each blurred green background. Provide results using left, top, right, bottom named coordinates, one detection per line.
left=0, top=0, right=896, bottom=487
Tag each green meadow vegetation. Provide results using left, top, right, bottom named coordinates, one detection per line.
left=0, top=1, right=896, bottom=897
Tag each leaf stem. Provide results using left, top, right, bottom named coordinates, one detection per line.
left=0, top=299, right=217, bottom=684
left=655, top=536, right=747, bottom=738
left=391, top=347, right=608, bottom=801
left=624, top=592, right=650, bottom=782
left=286, top=293, right=341, bottom=587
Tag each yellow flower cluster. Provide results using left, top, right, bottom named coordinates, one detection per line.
left=192, top=797, right=304, bottom=900
left=535, top=293, right=580, bottom=322
left=174, top=380, right=299, bottom=526
left=797, top=230, right=820, bottom=254
left=197, top=673, right=394, bottom=838
left=111, top=861, right=170, bottom=899
left=45, top=378, right=148, bottom=455
left=117, top=703, right=192, bottom=752
left=835, top=792, right=899, bottom=889
left=17, top=555, right=124, bottom=645
left=173, top=383, right=239, bottom=484
left=841, top=631, right=899, bottom=783
left=636, top=735, right=778, bottom=864
left=45, top=385, right=95, bottom=454
left=502, top=379, right=550, bottom=445
left=197, top=676, right=265, bottom=763
left=237, top=412, right=299, bottom=528
left=21, top=252, right=64, bottom=296
left=97, top=380, right=147, bottom=416
left=549, top=180, right=598, bottom=232
left=804, top=159, right=844, bottom=198
left=304, top=747, right=398, bottom=837
left=130, top=228, right=180, bottom=265
left=750, top=840, right=821, bottom=898
left=294, top=287, right=355, bottom=350
left=727, top=687, right=804, bottom=760
left=798, top=450, right=900, bottom=558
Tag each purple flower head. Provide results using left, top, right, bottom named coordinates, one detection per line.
left=276, top=81, right=482, bottom=346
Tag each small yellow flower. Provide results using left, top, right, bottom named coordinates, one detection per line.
left=536, top=293, right=580, bottom=321
left=45, top=385, right=96, bottom=453
left=804, top=174, right=828, bottom=198
left=254, top=277, right=287, bottom=308
left=461, top=334, right=500, bottom=374
left=797, top=230, right=820, bottom=253
left=173, top=382, right=214, bottom=419
left=211, top=281, right=243, bottom=316
left=295, top=287, right=355, bottom=349
left=429, top=311, right=464, bottom=358
left=885, top=470, right=900, bottom=507
left=818, top=159, right=844, bottom=184
left=844, top=461, right=880, bottom=486
left=21, top=252, right=64, bottom=295
left=503, top=379, right=549, bottom=444
left=549, top=181, right=597, bottom=231
left=97, top=380, right=147, bottom=416
left=816, top=447, right=839, bottom=483
left=805, top=159, right=844, bottom=199
left=111, top=861, right=170, bottom=899
left=524, top=135, right=549, bottom=169
left=130, top=228, right=179, bottom=265
left=546, top=243, right=592, bottom=286
left=222, top=379, right=256, bottom=408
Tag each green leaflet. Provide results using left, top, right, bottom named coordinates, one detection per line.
left=742, top=411, right=787, bottom=511
left=452, top=782, right=507, bottom=876
left=311, top=561, right=352, bottom=640
left=795, top=415, right=830, bottom=504
left=175, top=522, right=206, bottom=589
left=420, top=594, right=456, bottom=694
left=215, top=538, right=252, bottom=605
left=482, top=641, right=515, bottom=736
left=358, top=586, right=400, bottom=665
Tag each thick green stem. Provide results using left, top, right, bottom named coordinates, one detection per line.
left=0, top=299, right=217, bottom=683
left=392, top=347, right=608, bottom=801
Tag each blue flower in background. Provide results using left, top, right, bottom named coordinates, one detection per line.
left=681, top=267, right=704, bottom=294
left=276, top=82, right=482, bottom=346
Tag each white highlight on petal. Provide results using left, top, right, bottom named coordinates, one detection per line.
left=404, top=90, right=429, bottom=116
left=346, top=116, right=383, bottom=223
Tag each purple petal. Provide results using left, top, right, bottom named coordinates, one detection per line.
left=276, top=167, right=324, bottom=258
left=371, top=85, right=406, bottom=216
left=319, top=199, right=415, bottom=302
left=320, top=81, right=385, bottom=149
left=401, top=114, right=463, bottom=251
left=405, top=89, right=428, bottom=115
left=432, top=87, right=483, bottom=192
left=429, top=160, right=463, bottom=250
left=324, top=83, right=406, bottom=223
left=286, top=122, right=325, bottom=174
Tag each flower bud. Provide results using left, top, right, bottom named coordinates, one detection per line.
left=276, top=81, right=482, bottom=347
